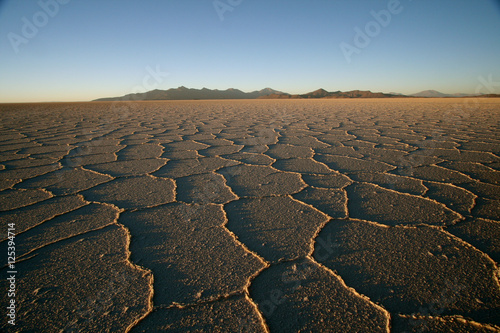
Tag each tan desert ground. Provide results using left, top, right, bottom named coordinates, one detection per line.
left=1, top=98, right=500, bottom=332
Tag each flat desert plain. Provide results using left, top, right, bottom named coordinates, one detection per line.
left=1, top=99, right=499, bottom=332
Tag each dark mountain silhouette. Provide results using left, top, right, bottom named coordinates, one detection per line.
left=258, top=89, right=401, bottom=99
left=325, top=90, right=398, bottom=98
left=477, top=94, right=500, bottom=98
left=93, top=87, right=494, bottom=101
left=410, top=90, right=481, bottom=98
left=305, top=88, right=332, bottom=98
left=410, top=90, right=450, bottom=98
left=94, top=87, right=285, bottom=101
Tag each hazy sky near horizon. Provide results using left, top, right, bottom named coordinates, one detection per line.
left=1, top=0, right=500, bottom=102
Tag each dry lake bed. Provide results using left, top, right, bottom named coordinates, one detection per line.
left=1, top=99, right=499, bottom=332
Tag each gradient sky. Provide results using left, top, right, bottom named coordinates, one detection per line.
left=1, top=0, right=499, bottom=102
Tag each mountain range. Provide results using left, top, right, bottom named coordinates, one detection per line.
left=258, top=89, right=398, bottom=99
left=94, top=87, right=283, bottom=101
left=93, top=87, right=498, bottom=101
left=409, top=90, right=475, bottom=98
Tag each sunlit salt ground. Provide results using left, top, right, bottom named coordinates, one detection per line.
left=0, top=99, right=499, bottom=332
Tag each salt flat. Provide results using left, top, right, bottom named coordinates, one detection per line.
left=0, top=99, right=499, bottom=332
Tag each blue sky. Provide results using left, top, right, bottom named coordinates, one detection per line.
left=1, top=0, right=499, bottom=102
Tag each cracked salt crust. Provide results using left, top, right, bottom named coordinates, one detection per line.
left=0, top=99, right=499, bottom=332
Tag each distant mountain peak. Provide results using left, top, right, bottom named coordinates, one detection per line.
left=411, top=90, right=449, bottom=97
left=302, top=88, right=330, bottom=98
